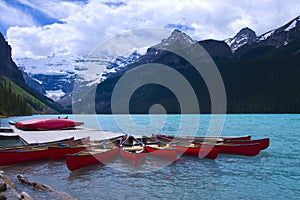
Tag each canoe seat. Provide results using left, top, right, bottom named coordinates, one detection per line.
left=21, top=147, right=46, bottom=152
left=90, top=148, right=109, bottom=153
left=122, top=146, right=143, bottom=152
left=79, top=148, right=109, bottom=155
left=147, top=144, right=159, bottom=148
left=189, top=144, right=196, bottom=148
left=86, top=142, right=102, bottom=146
left=148, top=144, right=171, bottom=150
left=145, top=142, right=158, bottom=145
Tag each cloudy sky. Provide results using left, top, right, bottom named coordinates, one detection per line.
left=1, top=0, right=299, bottom=59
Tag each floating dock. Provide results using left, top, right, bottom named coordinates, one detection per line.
left=0, top=126, right=124, bottom=144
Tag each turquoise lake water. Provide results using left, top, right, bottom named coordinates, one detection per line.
left=1, top=114, right=300, bottom=199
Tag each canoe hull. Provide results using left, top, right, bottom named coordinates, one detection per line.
left=119, top=135, right=145, bottom=166
left=0, top=137, right=89, bottom=165
left=145, top=146, right=177, bottom=162
left=194, top=142, right=261, bottom=156
left=156, top=135, right=251, bottom=143
left=0, top=149, right=49, bottom=166
left=47, top=137, right=90, bottom=160
left=66, top=147, right=119, bottom=171
left=49, top=147, right=87, bottom=160
left=15, top=118, right=84, bottom=130
left=0, top=137, right=75, bottom=151
left=173, top=146, right=219, bottom=160
left=225, top=138, right=270, bottom=150
left=119, top=149, right=145, bottom=166
left=216, top=143, right=261, bottom=156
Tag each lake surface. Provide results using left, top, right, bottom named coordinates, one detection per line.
left=1, top=114, right=300, bottom=199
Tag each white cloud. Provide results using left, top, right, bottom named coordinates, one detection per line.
left=15, top=0, right=84, bottom=19
left=0, top=0, right=35, bottom=29
left=5, top=0, right=300, bottom=60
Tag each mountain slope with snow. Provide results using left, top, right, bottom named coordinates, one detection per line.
left=15, top=51, right=143, bottom=107
left=94, top=27, right=300, bottom=114
left=14, top=15, right=300, bottom=113
left=0, top=32, right=64, bottom=114
left=225, top=27, right=257, bottom=52
left=226, top=15, right=300, bottom=56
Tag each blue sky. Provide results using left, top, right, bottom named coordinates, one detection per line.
left=0, top=0, right=61, bottom=32
left=0, top=0, right=299, bottom=59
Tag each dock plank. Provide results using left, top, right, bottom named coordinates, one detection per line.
left=1, top=127, right=124, bottom=144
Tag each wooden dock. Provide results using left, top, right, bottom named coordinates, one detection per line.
left=0, top=126, right=124, bottom=144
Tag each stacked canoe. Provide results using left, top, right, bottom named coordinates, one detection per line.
left=155, top=134, right=269, bottom=157
left=14, top=118, right=84, bottom=131
left=66, top=136, right=123, bottom=171
left=0, top=137, right=88, bottom=166
left=0, top=133, right=270, bottom=171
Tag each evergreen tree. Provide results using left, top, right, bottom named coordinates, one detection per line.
left=0, top=78, right=32, bottom=116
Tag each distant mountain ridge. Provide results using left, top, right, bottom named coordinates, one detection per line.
left=225, top=15, right=300, bottom=57
left=93, top=16, right=300, bottom=114
left=11, top=14, right=300, bottom=114
left=0, top=32, right=65, bottom=115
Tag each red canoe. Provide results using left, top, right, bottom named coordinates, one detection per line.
left=155, top=134, right=251, bottom=143
left=195, top=142, right=261, bottom=156
left=15, top=118, right=84, bottom=130
left=146, top=146, right=178, bottom=162
left=155, top=134, right=262, bottom=156
left=224, top=138, right=270, bottom=150
left=173, top=144, right=219, bottom=160
left=0, top=137, right=74, bottom=151
left=194, top=135, right=251, bottom=142
left=49, top=136, right=122, bottom=160
left=221, top=135, right=251, bottom=141
left=120, top=136, right=145, bottom=166
left=48, top=137, right=93, bottom=160
left=0, top=147, right=49, bottom=166
left=152, top=135, right=218, bottom=159
left=0, top=137, right=89, bottom=166
left=49, top=146, right=87, bottom=160
left=215, top=143, right=261, bottom=156
left=66, top=138, right=122, bottom=171
left=141, top=136, right=177, bottom=163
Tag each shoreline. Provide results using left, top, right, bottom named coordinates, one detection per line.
left=1, top=170, right=75, bottom=200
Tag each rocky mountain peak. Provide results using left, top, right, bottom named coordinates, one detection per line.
left=153, top=29, right=195, bottom=51
left=0, top=32, right=12, bottom=61
left=0, top=32, right=25, bottom=85
left=229, top=15, right=300, bottom=55
left=225, top=27, right=257, bottom=52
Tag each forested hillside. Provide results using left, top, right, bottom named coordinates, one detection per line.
left=94, top=31, right=300, bottom=114
left=0, top=76, right=51, bottom=116
left=0, top=77, right=31, bottom=116
left=0, top=32, right=65, bottom=116
left=216, top=38, right=300, bottom=113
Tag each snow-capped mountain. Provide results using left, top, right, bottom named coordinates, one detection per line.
left=133, top=29, right=196, bottom=64
left=14, top=15, right=300, bottom=111
left=74, top=29, right=193, bottom=94
left=15, top=51, right=143, bottom=107
left=94, top=21, right=300, bottom=114
left=152, top=29, right=195, bottom=51
left=15, top=55, right=82, bottom=105
left=93, top=29, right=204, bottom=114
left=225, top=27, right=257, bottom=52
left=257, top=15, right=300, bottom=47
left=226, top=15, right=300, bottom=53
left=101, top=50, right=142, bottom=80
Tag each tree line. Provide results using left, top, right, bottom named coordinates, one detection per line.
left=0, top=78, right=31, bottom=116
